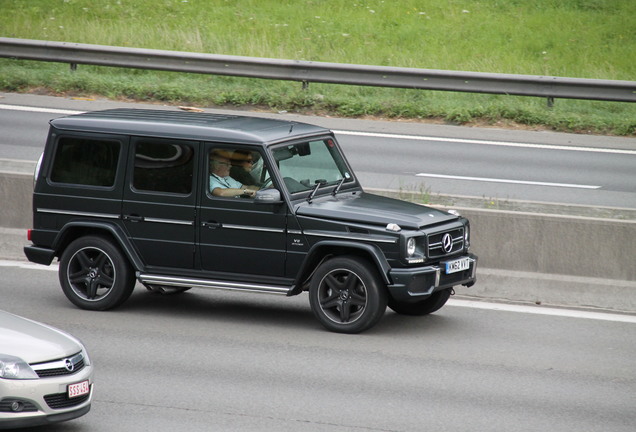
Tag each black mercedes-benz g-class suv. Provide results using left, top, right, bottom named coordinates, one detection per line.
left=25, top=108, right=477, bottom=333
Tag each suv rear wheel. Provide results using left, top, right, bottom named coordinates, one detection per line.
left=59, top=236, right=135, bottom=310
left=309, top=256, right=387, bottom=334
left=388, top=288, right=452, bottom=316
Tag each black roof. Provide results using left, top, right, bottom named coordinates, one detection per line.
left=50, top=108, right=331, bottom=145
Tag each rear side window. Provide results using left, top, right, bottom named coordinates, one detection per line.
left=132, top=140, right=195, bottom=194
left=50, top=137, right=120, bottom=187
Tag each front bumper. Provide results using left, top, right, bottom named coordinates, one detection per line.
left=387, top=253, right=477, bottom=302
left=0, top=366, right=93, bottom=429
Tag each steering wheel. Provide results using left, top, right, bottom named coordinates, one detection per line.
left=261, top=177, right=273, bottom=189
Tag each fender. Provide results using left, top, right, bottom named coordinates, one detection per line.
left=52, top=221, right=145, bottom=271
left=292, top=239, right=392, bottom=291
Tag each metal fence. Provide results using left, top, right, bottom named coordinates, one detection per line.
left=1, top=37, right=635, bottom=104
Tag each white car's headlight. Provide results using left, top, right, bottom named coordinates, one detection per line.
left=0, top=354, right=39, bottom=380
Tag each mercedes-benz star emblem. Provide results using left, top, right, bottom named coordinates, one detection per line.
left=442, top=233, right=453, bottom=253
left=65, top=358, right=74, bottom=372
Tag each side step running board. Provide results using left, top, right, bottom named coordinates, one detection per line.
left=138, top=273, right=293, bottom=295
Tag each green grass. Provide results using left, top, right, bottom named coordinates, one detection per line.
left=1, top=0, right=635, bottom=135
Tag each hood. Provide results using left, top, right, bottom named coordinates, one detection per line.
left=295, top=192, right=457, bottom=230
left=0, top=310, right=83, bottom=363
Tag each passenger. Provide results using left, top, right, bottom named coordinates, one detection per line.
left=230, top=150, right=260, bottom=187
left=209, top=150, right=259, bottom=198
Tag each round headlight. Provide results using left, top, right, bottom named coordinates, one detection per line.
left=407, top=238, right=416, bottom=256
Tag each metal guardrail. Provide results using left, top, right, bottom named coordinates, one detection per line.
left=1, top=37, right=635, bottom=103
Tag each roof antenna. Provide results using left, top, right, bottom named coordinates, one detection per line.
left=289, top=123, right=294, bottom=133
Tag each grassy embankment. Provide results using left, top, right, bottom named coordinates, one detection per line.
left=1, top=0, right=635, bottom=135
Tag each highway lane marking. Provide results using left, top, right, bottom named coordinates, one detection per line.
left=334, top=130, right=636, bottom=155
left=0, top=103, right=81, bottom=115
left=1, top=103, right=635, bottom=156
left=415, top=173, right=602, bottom=189
left=448, top=299, right=636, bottom=324
left=1, top=259, right=634, bottom=324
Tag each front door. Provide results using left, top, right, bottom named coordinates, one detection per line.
left=198, top=144, right=288, bottom=278
left=122, top=137, right=198, bottom=270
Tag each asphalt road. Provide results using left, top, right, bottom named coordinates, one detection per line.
left=1, top=92, right=636, bottom=209
left=2, top=261, right=635, bottom=432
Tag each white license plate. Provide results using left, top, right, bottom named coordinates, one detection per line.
left=68, top=380, right=90, bottom=398
left=445, top=257, right=471, bottom=274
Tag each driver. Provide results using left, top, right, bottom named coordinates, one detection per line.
left=209, top=149, right=259, bottom=198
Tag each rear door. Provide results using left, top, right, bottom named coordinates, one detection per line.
left=122, top=137, right=198, bottom=270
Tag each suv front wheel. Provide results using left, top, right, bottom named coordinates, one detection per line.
left=59, top=236, right=136, bottom=310
left=309, top=256, right=387, bottom=334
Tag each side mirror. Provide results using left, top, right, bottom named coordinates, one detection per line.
left=254, top=188, right=283, bottom=204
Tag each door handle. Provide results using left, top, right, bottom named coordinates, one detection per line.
left=202, top=221, right=222, bottom=229
left=123, top=214, right=144, bottom=222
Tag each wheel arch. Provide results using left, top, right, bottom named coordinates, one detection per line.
left=52, top=222, right=144, bottom=271
left=293, top=240, right=391, bottom=292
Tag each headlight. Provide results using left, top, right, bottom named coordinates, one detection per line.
left=406, top=238, right=416, bottom=257
left=0, top=354, right=38, bottom=380
left=464, top=223, right=470, bottom=248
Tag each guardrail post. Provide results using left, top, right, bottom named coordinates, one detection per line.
left=547, top=96, right=554, bottom=108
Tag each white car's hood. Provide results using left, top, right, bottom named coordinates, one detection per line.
left=0, top=310, right=83, bottom=363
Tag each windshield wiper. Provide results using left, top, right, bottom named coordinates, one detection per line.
left=332, top=177, right=346, bottom=196
left=307, top=179, right=326, bottom=202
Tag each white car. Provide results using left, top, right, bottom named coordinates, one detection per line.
left=0, top=310, right=93, bottom=429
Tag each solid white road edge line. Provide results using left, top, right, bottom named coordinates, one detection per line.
left=1, top=260, right=633, bottom=323
left=448, top=298, right=636, bottom=324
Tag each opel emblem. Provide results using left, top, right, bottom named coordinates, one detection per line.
left=442, top=233, right=453, bottom=253
left=65, top=358, right=74, bottom=372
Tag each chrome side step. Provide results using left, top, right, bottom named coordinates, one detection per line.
left=138, top=273, right=293, bottom=295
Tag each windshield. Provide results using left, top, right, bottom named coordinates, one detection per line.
left=271, top=138, right=353, bottom=194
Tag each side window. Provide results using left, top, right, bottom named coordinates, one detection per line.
left=133, top=140, right=194, bottom=194
left=50, top=137, right=120, bottom=187
left=208, top=147, right=266, bottom=198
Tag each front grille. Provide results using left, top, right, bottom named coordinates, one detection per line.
left=44, top=392, right=90, bottom=410
left=428, top=227, right=464, bottom=258
left=36, top=358, right=85, bottom=378
left=32, top=352, right=85, bottom=378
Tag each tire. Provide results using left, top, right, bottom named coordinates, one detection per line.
left=309, top=256, right=387, bottom=334
left=59, top=236, right=136, bottom=311
left=388, top=288, right=452, bottom=316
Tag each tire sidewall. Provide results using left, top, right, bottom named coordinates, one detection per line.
left=59, top=236, right=134, bottom=310
left=309, top=256, right=387, bottom=334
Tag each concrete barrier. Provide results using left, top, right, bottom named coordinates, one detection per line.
left=2, top=161, right=635, bottom=312
left=0, top=161, right=35, bottom=229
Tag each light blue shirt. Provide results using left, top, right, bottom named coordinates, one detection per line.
left=210, top=174, right=242, bottom=192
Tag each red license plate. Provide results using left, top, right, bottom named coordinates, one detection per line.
left=68, top=380, right=90, bottom=398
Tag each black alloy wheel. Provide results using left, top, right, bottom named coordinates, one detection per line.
left=59, top=236, right=135, bottom=310
left=309, top=256, right=387, bottom=334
